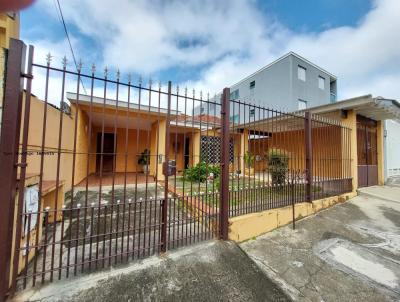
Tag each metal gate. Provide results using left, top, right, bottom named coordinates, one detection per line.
left=0, top=39, right=353, bottom=299
left=0, top=40, right=224, bottom=299
left=357, top=115, right=378, bottom=187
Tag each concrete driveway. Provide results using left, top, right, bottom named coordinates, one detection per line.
left=241, top=186, right=400, bottom=302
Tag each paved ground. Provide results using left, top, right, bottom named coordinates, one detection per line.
left=241, top=186, right=400, bottom=302
left=14, top=241, right=290, bottom=302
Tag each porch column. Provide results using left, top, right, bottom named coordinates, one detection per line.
left=192, top=130, right=201, bottom=166
left=342, top=110, right=358, bottom=192
left=150, top=119, right=166, bottom=182
left=240, top=128, right=249, bottom=175
left=377, top=120, right=385, bottom=185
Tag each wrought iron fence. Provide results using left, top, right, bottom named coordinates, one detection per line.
left=0, top=39, right=352, bottom=298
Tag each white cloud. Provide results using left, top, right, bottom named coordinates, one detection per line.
left=27, top=0, right=400, bottom=104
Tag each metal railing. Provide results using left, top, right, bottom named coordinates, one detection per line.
left=0, top=39, right=353, bottom=298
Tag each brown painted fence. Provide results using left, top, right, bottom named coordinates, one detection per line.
left=0, top=39, right=352, bottom=300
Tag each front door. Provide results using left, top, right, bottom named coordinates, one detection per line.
left=96, top=133, right=116, bottom=173
left=357, top=115, right=378, bottom=187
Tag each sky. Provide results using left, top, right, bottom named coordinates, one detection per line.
left=20, top=0, right=400, bottom=106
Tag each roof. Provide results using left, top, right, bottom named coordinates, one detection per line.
left=66, top=92, right=180, bottom=116
left=230, top=51, right=337, bottom=89
left=174, top=114, right=221, bottom=125
left=303, top=95, right=400, bottom=121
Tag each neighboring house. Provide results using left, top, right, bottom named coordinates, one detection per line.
left=0, top=12, right=19, bottom=137
left=195, top=52, right=337, bottom=122
left=384, top=119, right=400, bottom=178
left=300, top=95, right=400, bottom=188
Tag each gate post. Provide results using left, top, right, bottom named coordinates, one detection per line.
left=304, top=111, right=313, bottom=202
left=0, top=39, right=27, bottom=301
left=219, top=88, right=230, bottom=240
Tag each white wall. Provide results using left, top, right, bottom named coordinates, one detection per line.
left=385, top=119, right=400, bottom=178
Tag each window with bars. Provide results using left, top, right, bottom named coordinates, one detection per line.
left=200, top=136, right=234, bottom=164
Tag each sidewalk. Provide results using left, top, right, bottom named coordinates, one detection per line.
left=241, top=186, right=400, bottom=302
left=14, top=241, right=290, bottom=302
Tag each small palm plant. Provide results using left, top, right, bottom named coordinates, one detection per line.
left=138, top=149, right=150, bottom=174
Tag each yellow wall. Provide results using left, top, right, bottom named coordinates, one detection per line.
left=0, top=13, right=20, bottom=49
left=377, top=120, right=385, bottom=185
left=21, top=95, right=76, bottom=190
left=229, top=191, right=357, bottom=242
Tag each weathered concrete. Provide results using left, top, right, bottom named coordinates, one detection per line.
left=386, top=176, right=400, bottom=187
left=358, top=185, right=400, bottom=203
left=241, top=187, right=400, bottom=302
left=14, top=241, right=290, bottom=302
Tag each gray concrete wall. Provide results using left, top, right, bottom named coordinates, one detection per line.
left=194, top=53, right=337, bottom=119
left=385, top=119, right=400, bottom=178
left=230, top=56, right=292, bottom=110
left=289, top=55, right=334, bottom=109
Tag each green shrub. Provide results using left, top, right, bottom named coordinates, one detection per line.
left=183, top=161, right=220, bottom=182
left=137, top=149, right=150, bottom=165
left=267, top=148, right=289, bottom=186
left=244, top=151, right=255, bottom=168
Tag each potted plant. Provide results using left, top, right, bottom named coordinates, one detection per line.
left=138, top=149, right=150, bottom=174
left=244, top=151, right=255, bottom=176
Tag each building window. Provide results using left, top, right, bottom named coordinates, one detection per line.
left=249, top=81, right=255, bottom=89
left=318, top=76, right=325, bottom=90
left=250, top=108, right=255, bottom=117
left=298, top=99, right=307, bottom=110
left=298, top=66, right=306, bottom=81
left=230, top=89, right=239, bottom=100
left=229, top=114, right=240, bottom=123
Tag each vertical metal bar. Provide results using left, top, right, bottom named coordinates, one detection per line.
left=305, top=112, right=313, bottom=202
left=123, top=78, right=131, bottom=262
left=219, top=88, right=230, bottom=240
left=82, top=65, right=95, bottom=273
left=35, top=49, right=52, bottom=286
left=67, top=63, right=81, bottom=278
left=0, top=39, right=26, bottom=299
left=111, top=73, right=120, bottom=265
left=22, top=211, right=32, bottom=289
left=52, top=55, right=66, bottom=281
left=41, top=208, right=50, bottom=284
left=161, top=81, right=172, bottom=253
left=3, top=41, right=28, bottom=297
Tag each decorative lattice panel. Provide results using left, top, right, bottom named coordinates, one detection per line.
left=201, top=136, right=234, bottom=164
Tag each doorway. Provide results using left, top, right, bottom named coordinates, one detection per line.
left=96, top=132, right=116, bottom=173
left=357, top=115, right=378, bottom=187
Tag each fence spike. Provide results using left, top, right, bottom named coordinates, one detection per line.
left=62, top=56, right=67, bottom=69
left=116, top=69, right=120, bottom=81
left=46, top=52, right=52, bottom=66
left=77, top=59, right=82, bottom=72
left=104, top=66, right=108, bottom=77
left=91, top=63, right=96, bottom=74
left=127, top=73, right=132, bottom=83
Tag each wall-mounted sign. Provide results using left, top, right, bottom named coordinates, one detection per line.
left=23, top=185, right=39, bottom=235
